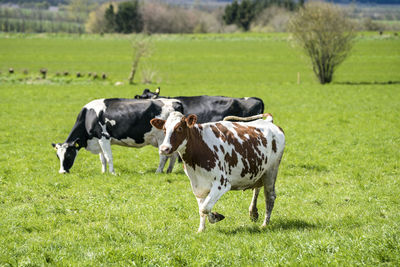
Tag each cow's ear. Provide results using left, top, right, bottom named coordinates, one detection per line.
left=150, top=118, right=165, bottom=130
left=70, top=138, right=80, bottom=149
left=186, top=114, right=197, bottom=128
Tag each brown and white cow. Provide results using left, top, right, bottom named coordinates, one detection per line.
left=150, top=112, right=285, bottom=232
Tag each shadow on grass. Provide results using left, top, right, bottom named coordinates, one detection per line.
left=218, top=218, right=317, bottom=235
left=116, top=165, right=186, bottom=176
left=335, top=81, right=400, bottom=85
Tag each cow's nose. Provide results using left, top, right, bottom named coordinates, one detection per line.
left=160, top=145, right=172, bottom=155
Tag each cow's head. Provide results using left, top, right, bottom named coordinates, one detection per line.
left=51, top=139, right=80, bottom=173
left=150, top=112, right=197, bottom=155
left=135, top=87, right=160, bottom=99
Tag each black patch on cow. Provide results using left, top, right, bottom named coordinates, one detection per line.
left=102, top=98, right=163, bottom=144
left=134, top=90, right=264, bottom=124
left=63, top=146, right=77, bottom=172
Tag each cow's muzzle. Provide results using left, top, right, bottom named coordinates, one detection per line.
left=160, top=145, right=172, bottom=155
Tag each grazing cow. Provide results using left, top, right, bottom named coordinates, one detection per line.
left=52, top=98, right=183, bottom=174
left=135, top=88, right=264, bottom=123
left=150, top=112, right=285, bottom=232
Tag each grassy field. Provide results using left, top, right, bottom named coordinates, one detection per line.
left=0, top=32, right=399, bottom=265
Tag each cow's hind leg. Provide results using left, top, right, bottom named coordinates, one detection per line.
left=261, top=168, right=279, bottom=227
left=99, top=152, right=107, bottom=173
left=249, top=187, right=260, bottom=222
left=166, top=152, right=178, bottom=174
left=98, top=137, right=115, bottom=174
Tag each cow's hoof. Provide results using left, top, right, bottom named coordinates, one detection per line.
left=250, top=211, right=259, bottom=222
left=208, top=212, right=225, bottom=224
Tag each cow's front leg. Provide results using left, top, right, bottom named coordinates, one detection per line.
left=196, top=197, right=207, bottom=233
left=249, top=187, right=260, bottom=222
left=99, top=152, right=107, bottom=173
left=156, top=154, right=168, bottom=173
left=98, top=137, right=115, bottom=174
left=166, top=153, right=178, bottom=174
left=199, top=182, right=231, bottom=225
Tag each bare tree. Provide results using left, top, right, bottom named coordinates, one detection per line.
left=128, top=36, right=152, bottom=85
left=288, top=1, right=356, bottom=84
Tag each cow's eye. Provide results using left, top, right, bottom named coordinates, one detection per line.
left=177, top=127, right=183, bottom=132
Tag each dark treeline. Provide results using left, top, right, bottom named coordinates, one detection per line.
left=223, top=0, right=301, bottom=31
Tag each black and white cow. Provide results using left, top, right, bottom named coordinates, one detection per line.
left=134, top=88, right=264, bottom=123
left=52, top=98, right=183, bottom=174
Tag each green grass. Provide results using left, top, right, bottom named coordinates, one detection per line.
left=0, top=33, right=399, bottom=265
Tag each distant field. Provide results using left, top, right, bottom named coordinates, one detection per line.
left=0, top=33, right=399, bottom=265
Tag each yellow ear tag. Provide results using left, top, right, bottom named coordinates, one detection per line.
left=75, top=143, right=79, bottom=148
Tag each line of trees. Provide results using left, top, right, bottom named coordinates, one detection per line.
left=223, top=0, right=302, bottom=31
left=0, top=6, right=85, bottom=33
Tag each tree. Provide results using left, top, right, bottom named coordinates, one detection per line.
left=223, top=0, right=239, bottom=25
left=222, top=0, right=254, bottom=31
left=237, top=0, right=255, bottom=31
left=223, top=0, right=298, bottom=31
left=104, top=4, right=116, bottom=32
left=115, top=0, right=143, bottom=34
left=288, top=1, right=356, bottom=84
left=85, top=2, right=117, bottom=33
left=128, top=37, right=152, bottom=84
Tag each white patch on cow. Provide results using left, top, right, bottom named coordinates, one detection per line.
left=160, top=111, right=185, bottom=153
left=157, top=99, right=182, bottom=119
left=84, top=99, right=106, bottom=116
left=86, top=138, right=102, bottom=154
left=56, top=143, right=68, bottom=173
left=105, top=118, right=116, bottom=126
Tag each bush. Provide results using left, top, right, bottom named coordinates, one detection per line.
left=141, top=2, right=200, bottom=34
left=251, top=6, right=291, bottom=32
left=85, top=2, right=118, bottom=34
left=288, top=2, right=356, bottom=84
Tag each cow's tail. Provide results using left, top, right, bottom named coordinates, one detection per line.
left=223, top=113, right=273, bottom=123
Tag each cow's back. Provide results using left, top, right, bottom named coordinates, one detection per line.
left=176, top=96, right=264, bottom=123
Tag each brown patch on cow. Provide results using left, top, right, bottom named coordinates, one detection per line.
left=272, top=139, right=277, bottom=153
left=224, top=151, right=238, bottom=174
left=219, top=145, right=225, bottom=154
left=181, top=125, right=218, bottom=171
left=210, top=125, right=221, bottom=139
left=218, top=186, right=221, bottom=190
left=213, top=145, right=219, bottom=152
left=215, top=122, right=267, bottom=179
left=169, top=121, right=188, bottom=152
